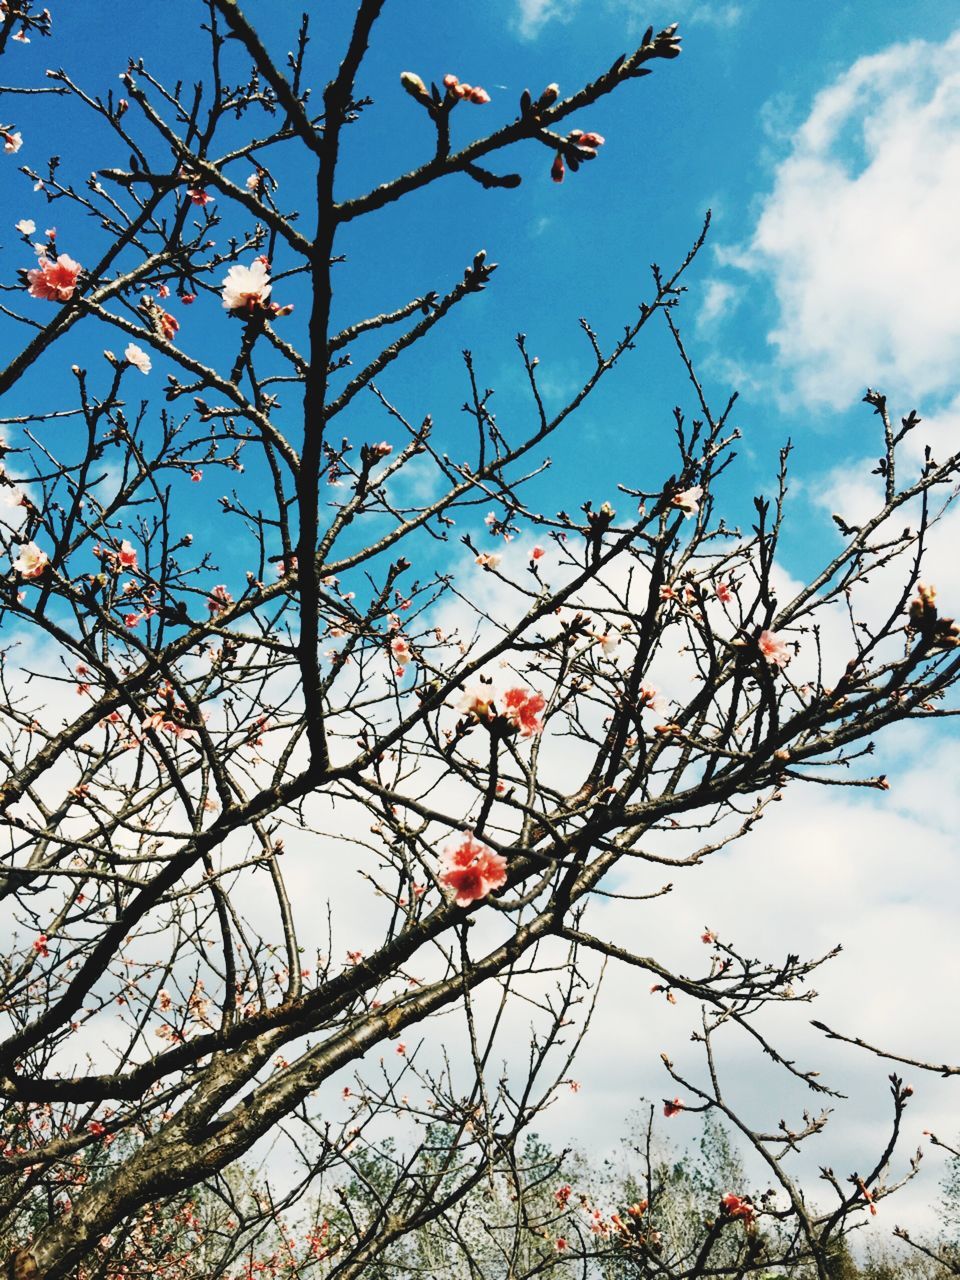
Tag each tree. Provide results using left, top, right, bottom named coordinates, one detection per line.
left=1, top=2, right=959, bottom=1277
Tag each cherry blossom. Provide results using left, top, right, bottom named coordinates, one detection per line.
left=186, top=187, right=214, bottom=206
left=663, top=1097, right=684, bottom=1118
left=221, top=259, right=272, bottom=314
left=475, top=551, right=502, bottom=569
left=3, top=129, right=22, bottom=153
left=122, top=342, right=152, bottom=374
left=117, top=540, right=138, bottom=571
left=14, top=218, right=34, bottom=235
left=207, top=584, right=234, bottom=615
left=439, top=833, right=508, bottom=906
left=458, top=687, right=494, bottom=723
left=638, top=682, right=665, bottom=714
left=721, top=1193, right=755, bottom=1225
left=26, top=253, right=81, bottom=302
left=530, top=544, right=546, bottom=560
left=758, top=629, right=790, bottom=668
left=390, top=635, right=412, bottom=671
left=501, top=686, right=546, bottom=738
left=715, top=580, right=733, bottom=603
left=11, top=541, right=48, bottom=578
left=671, top=485, right=702, bottom=518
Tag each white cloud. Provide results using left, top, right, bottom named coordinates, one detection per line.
left=734, top=29, right=960, bottom=409
left=514, top=0, right=744, bottom=41
left=514, top=0, right=579, bottom=40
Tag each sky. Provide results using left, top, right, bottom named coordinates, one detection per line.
left=3, top=0, right=960, bottom=1248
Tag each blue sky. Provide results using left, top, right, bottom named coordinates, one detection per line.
left=5, top=0, right=960, bottom=574
left=4, top=0, right=960, bottom=1238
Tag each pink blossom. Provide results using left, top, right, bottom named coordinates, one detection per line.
left=124, top=342, right=151, bottom=374
left=11, top=541, right=48, bottom=578
left=502, top=686, right=546, bottom=738
left=3, top=130, right=22, bottom=153
left=721, top=1193, right=755, bottom=1224
left=207, top=584, right=234, bottom=615
left=458, top=687, right=494, bottom=723
left=671, top=485, right=702, bottom=518
left=638, top=683, right=664, bottom=714
left=531, top=545, right=546, bottom=560
left=715, top=580, right=733, bottom=604
left=190, top=469, right=202, bottom=482
left=117, top=540, right=138, bottom=570
left=390, top=635, right=412, bottom=669
left=33, top=934, right=49, bottom=957
left=186, top=187, right=214, bottom=206
left=439, top=833, right=508, bottom=906
left=221, top=259, right=272, bottom=314
left=475, top=551, right=502, bottom=569
left=245, top=172, right=262, bottom=192
left=758, top=629, right=790, bottom=668
left=663, top=1097, right=684, bottom=1118
left=27, top=253, right=81, bottom=302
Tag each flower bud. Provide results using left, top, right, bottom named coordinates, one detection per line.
left=400, top=71, right=428, bottom=101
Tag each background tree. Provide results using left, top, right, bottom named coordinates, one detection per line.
left=0, top=2, right=959, bottom=1278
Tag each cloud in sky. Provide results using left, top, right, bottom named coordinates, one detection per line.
left=514, top=0, right=744, bottom=41
left=732, top=28, right=960, bottom=410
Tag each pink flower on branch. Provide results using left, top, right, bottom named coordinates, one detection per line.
left=663, top=1097, right=684, bottom=1118
left=117, top=540, right=138, bottom=571
left=3, top=129, right=22, bottom=153
left=439, top=833, right=507, bottom=906
left=221, top=259, right=271, bottom=314
left=671, top=485, right=702, bottom=519
left=501, top=686, right=546, bottom=738
left=11, top=541, right=48, bottom=578
left=458, top=687, right=495, bottom=723
left=124, top=343, right=151, bottom=374
left=390, top=635, right=412, bottom=673
left=27, top=253, right=81, bottom=302
left=758, top=629, right=791, bottom=668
